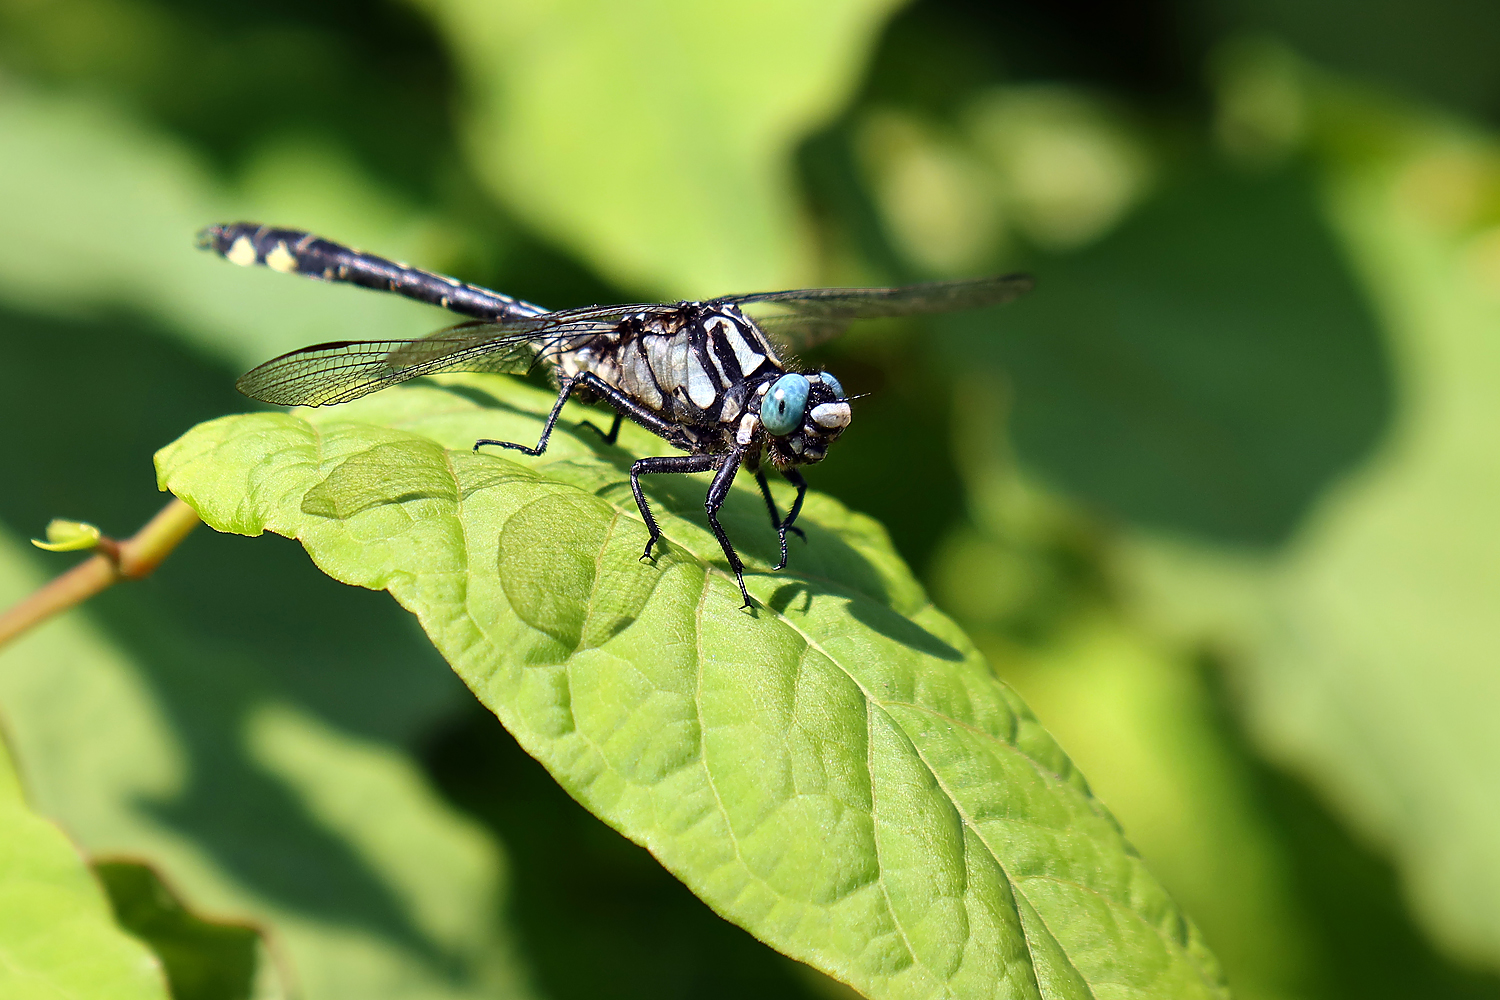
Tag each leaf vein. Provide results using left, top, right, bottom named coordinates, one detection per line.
left=864, top=694, right=950, bottom=996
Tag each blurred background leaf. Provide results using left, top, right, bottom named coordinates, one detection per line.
left=413, top=0, right=904, bottom=297
left=94, top=859, right=266, bottom=1000
left=1203, top=0, right=1500, bottom=122
left=1119, top=77, right=1500, bottom=968
left=0, top=728, right=171, bottom=1000
left=0, top=317, right=528, bottom=999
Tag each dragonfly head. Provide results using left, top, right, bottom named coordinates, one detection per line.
left=756, top=371, right=851, bottom=467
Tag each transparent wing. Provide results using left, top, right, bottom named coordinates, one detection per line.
left=725, top=273, right=1034, bottom=352
left=236, top=304, right=660, bottom=406
left=750, top=315, right=851, bottom=354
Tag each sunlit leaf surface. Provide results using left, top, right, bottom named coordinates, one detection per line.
left=157, top=374, right=1227, bottom=999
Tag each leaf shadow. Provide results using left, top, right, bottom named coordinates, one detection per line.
left=422, top=378, right=538, bottom=416
left=440, top=380, right=963, bottom=661
left=765, top=580, right=963, bottom=662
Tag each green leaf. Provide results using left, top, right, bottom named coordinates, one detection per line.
left=157, top=374, right=1227, bottom=999
left=984, top=615, right=1321, bottom=1000
left=411, top=0, right=904, bottom=295
left=1232, top=101, right=1500, bottom=964
left=95, top=860, right=266, bottom=1000
left=0, top=728, right=170, bottom=1000
left=1210, top=0, right=1500, bottom=120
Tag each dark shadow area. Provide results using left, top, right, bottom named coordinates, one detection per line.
left=586, top=464, right=900, bottom=606
left=1201, top=0, right=1500, bottom=124
left=1200, top=660, right=1500, bottom=1000
left=862, top=0, right=1203, bottom=116
left=947, top=161, right=1395, bottom=547
left=843, top=598, right=963, bottom=661
left=97, top=858, right=262, bottom=1000
left=766, top=581, right=963, bottom=662
left=767, top=583, right=816, bottom=617
left=0, top=303, right=466, bottom=961
left=0, top=0, right=458, bottom=197
left=422, top=702, right=831, bottom=1000
left=866, top=0, right=1500, bottom=127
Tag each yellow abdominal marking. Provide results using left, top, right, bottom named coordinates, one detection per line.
left=226, top=236, right=257, bottom=267
left=265, top=242, right=298, bottom=273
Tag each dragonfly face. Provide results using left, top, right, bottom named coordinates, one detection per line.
left=751, top=371, right=850, bottom=468
left=201, top=221, right=1031, bottom=607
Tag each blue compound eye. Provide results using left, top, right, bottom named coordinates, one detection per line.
left=817, top=372, right=845, bottom=399
left=761, top=373, right=810, bottom=435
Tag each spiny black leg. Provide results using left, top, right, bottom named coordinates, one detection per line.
left=781, top=468, right=809, bottom=545
left=753, top=469, right=805, bottom=572
left=630, top=451, right=753, bottom=608
left=630, top=453, right=724, bottom=562
left=475, top=372, right=680, bottom=459
left=703, top=450, right=751, bottom=607
left=563, top=373, right=681, bottom=440
left=578, top=411, right=623, bottom=445
left=474, top=375, right=581, bottom=456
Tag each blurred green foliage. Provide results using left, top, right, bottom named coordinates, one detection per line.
left=3, top=0, right=1500, bottom=998
left=0, top=731, right=171, bottom=999
left=94, top=860, right=261, bottom=1000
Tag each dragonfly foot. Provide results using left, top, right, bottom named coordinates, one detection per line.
left=473, top=438, right=540, bottom=456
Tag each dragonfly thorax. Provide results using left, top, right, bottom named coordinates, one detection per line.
left=559, top=303, right=781, bottom=424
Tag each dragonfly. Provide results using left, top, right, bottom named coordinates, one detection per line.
left=200, top=222, right=1032, bottom=607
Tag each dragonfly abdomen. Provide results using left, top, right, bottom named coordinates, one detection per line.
left=197, top=222, right=547, bottom=322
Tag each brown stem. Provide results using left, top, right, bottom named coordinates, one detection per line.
left=0, top=498, right=201, bottom=650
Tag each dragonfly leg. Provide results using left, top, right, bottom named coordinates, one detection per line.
left=753, top=468, right=806, bottom=572
left=704, top=450, right=751, bottom=607
left=780, top=469, right=809, bottom=567
left=474, top=375, right=583, bottom=456
left=476, top=373, right=674, bottom=456
left=577, top=411, right=623, bottom=445
left=630, top=453, right=720, bottom=560
left=568, top=373, right=680, bottom=439
left=631, top=450, right=753, bottom=607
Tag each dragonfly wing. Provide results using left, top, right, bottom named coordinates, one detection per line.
left=751, top=314, right=853, bottom=355
left=234, top=322, right=536, bottom=406
left=235, top=304, right=666, bottom=407
left=729, top=273, right=1034, bottom=317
